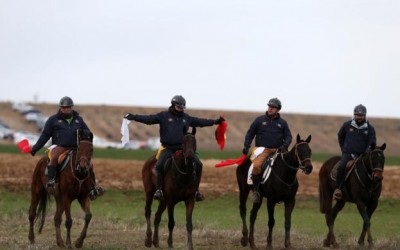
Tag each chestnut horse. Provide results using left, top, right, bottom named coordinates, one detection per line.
left=319, top=143, right=386, bottom=248
left=142, top=129, right=200, bottom=250
left=28, top=130, right=94, bottom=248
left=236, top=134, right=313, bottom=249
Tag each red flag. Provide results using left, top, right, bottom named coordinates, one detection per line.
left=215, top=118, right=227, bottom=150
left=215, top=154, right=247, bottom=168
left=17, top=139, right=31, bottom=153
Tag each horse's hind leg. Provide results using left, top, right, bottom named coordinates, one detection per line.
left=153, top=201, right=167, bottom=248
left=144, top=193, right=154, bottom=248
left=249, top=198, right=263, bottom=249
left=54, top=199, right=65, bottom=247
left=64, top=201, right=73, bottom=248
left=28, top=189, right=42, bottom=243
left=239, top=185, right=250, bottom=247
left=75, top=197, right=92, bottom=248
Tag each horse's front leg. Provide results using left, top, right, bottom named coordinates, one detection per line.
left=249, top=197, right=263, bottom=249
left=54, top=199, right=65, bottom=247
left=239, top=185, right=250, bottom=246
left=185, top=198, right=195, bottom=250
left=167, top=203, right=176, bottom=249
left=355, top=199, right=370, bottom=246
left=266, top=199, right=276, bottom=249
left=75, top=197, right=92, bottom=249
left=325, top=200, right=345, bottom=247
left=283, top=198, right=296, bottom=249
left=153, top=201, right=167, bottom=248
left=366, top=201, right=378, bottom=246
left=64, top=200, right=73, bottom=248
left=144, top=192, right=154, bottom=248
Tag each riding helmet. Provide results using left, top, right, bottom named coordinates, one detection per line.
left=354, top=104, right=367, bottom=116
left=171, top=95, right=186, bottom=109
left=267, top=98, right=282, bottom=110
left=59, top=96, right=74, bottom=107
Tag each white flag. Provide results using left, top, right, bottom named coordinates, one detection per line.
left=121, top=118, right=131, bottom=147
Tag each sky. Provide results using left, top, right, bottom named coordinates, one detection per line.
left=1, top=1, right=399, bottom=118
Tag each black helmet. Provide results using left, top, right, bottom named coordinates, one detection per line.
left=354, top=104, right=367, bottom=116
left=59, top=96, right=74, bottom=107
left=171, top=95, right=186, bottom=109
left=267, top=97, right=282, bottom=110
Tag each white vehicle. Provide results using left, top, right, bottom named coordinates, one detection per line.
left=0, top=122, right=14, bottom=139
left=13, top=131, right=49, bottom=147
left=146, top=137, right=161, bottom=150
left=12, top=102, right=34, bottom=113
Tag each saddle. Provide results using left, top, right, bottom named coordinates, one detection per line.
left=330, top=159, right=357, bottom=181
left=45, top=150, right=74, bottom=175
left=247, top=153, right=277, bottom=185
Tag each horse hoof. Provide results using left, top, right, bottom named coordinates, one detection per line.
left=145, top=238, right=152, bottom=248
left=323, top=239, right=329, bottom=247
left=240, top=237, right=248, bottom=246
left=75, top=240, right=83, bottom=249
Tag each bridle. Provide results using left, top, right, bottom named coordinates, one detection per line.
left=71, top=140, right=93, bottom=192
left=173, top=134, right=196, bottom=176
left=281, top=141, right=311, bottom=172
left=358, top=148, right=384, bottom=182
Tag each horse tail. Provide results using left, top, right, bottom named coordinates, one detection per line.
left=319, top=156, right=340, bottom=213
left=32, top=157, right=51, bottom=233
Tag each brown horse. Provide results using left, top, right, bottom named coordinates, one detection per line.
left=28, top=130, right=95, bottom=248
left=319, top=143, right=386, bottom=248
left=236, top=134, right=313, bottom=249
left=142, top=129, right=199, bottom=250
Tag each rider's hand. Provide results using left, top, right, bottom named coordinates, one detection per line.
left=124, top=113, right=135, bottom=120
left=242, top=147, right=249, bottom=155
left=30, top=148, right=37, bottom=156
left=278, top=145, right=287, bottom=153
left=214, top=116, right=225, bottom=125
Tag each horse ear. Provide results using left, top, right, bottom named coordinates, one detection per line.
left=192, top=127, right=197, bottom=135
left=381, top=143, right=386, bottom=151
left=305, top=135, right=312, bottom=143
left=296, top=134, right=301, bottom=142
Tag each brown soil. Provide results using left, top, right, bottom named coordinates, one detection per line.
left=1, top=153, right=400, bottom=199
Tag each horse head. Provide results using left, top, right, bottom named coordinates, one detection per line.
left=294, top=134, right=313, bottom=174
left=182, top=127, right=197, bottom=160
left=75, top=129, right=94, bottom=177
left=367, top=143, right=386, bottom=182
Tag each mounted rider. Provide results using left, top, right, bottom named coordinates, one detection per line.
left=242, top=97, right=292, bottom=203
left=334, top=104, right=376, bottom=200
left=30, top=96, right=105, bottom=200
left=124, top=95, right=225, bottom=201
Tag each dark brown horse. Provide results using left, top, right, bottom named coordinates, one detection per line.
left=142, top=129, right=199, bottom=250
left=28, top=130, right=94, bottom=248
left=236, top=134, right=313, bottom=249
left=319, top=143, right=386, bottom=248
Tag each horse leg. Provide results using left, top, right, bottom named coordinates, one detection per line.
left=28, top=186, right=46, bottom=244
left=355, top=200, right=370, bottom=246
left=284, top=198, right=296, bottom=249
left=144, top=192, right=154, bottom=248
left=266, top=199, right=276, bottom=249
left=153, top=201, right=167, bottom=248
left=249, top=197, right=263, bottom=249
left=75, top=197, right=92, bottom=248
left=54, top=200, right=65, bottom=247
left=239, top=185, right=250, bottom=246
left=325, top=200, right=345, bottom=247
left=167, top=203, right=176, bottom=249
left=64, top=200, right=73, bottom=248
left=185, top=199, right=195, bottom=250
left=365, top=202, right=378, bottom=246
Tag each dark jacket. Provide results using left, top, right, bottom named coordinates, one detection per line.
left=32, top=110, right=90, bottom=151
left=244, top=113, right=292, bottom=149
left=132, top=107, right=215, bottom=148
left=338, top=119, right=376, bottom=154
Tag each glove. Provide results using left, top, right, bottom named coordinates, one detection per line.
left=214, top=116, right=225, bottom=125
left=30, top=147, right=37, bottom=156
left=124, top=113, right=135, bottom=120
left=278, top=145, right=287, bottom=152
left=242, top=146, right=250, bottom=155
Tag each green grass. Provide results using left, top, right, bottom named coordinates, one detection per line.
left=1, top=144, right=400, bottom=165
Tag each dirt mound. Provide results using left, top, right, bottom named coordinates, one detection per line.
left=1, top=153, right=399, bottom=199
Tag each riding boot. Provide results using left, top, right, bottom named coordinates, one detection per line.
left=194, top=158, right=205, bottom=202
left=154, top=168, right=164, bottom=201
left=251, top=174, right=261, bottom=203
left=46, top=164, right=57, bottom=195
left=334, top=167, right=345, bottom=200
left=88, top=169, right=106, bottom=201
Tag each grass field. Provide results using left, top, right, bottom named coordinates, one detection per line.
left=1, top=188, right=400, bottom=249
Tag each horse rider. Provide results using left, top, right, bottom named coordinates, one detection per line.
left=124, top=95, right=225, bottom=201
left=334, top=104, right=376, bottom=200
left=30, top=96, right=105, bottom=200
left=242, top=97, right=292, bottom=203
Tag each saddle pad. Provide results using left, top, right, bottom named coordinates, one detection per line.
left=330, top=160, right=356, bottom=181
left=247, top=164, right=272, bottom=185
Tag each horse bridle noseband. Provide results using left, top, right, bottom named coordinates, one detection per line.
left=70, top=140, right=92, bottom=192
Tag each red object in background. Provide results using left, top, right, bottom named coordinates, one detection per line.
left=17, top=139, right=31, bottom=153
left=215, top=118, right=228, bottom=150
left=215, top=154, right=247, bottom=168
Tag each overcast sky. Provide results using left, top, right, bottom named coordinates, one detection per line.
left=1, top=1, right=399, bottom=118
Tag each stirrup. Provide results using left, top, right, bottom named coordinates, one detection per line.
left=195, top=191, right=205, bottom=202
left=89, top=186, right=106, bottom=201
left=252, top=191, right=261, bottom=203
left=153, top=189, right=164, bottom=201
left=333, top=188, right=343, bottom=200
